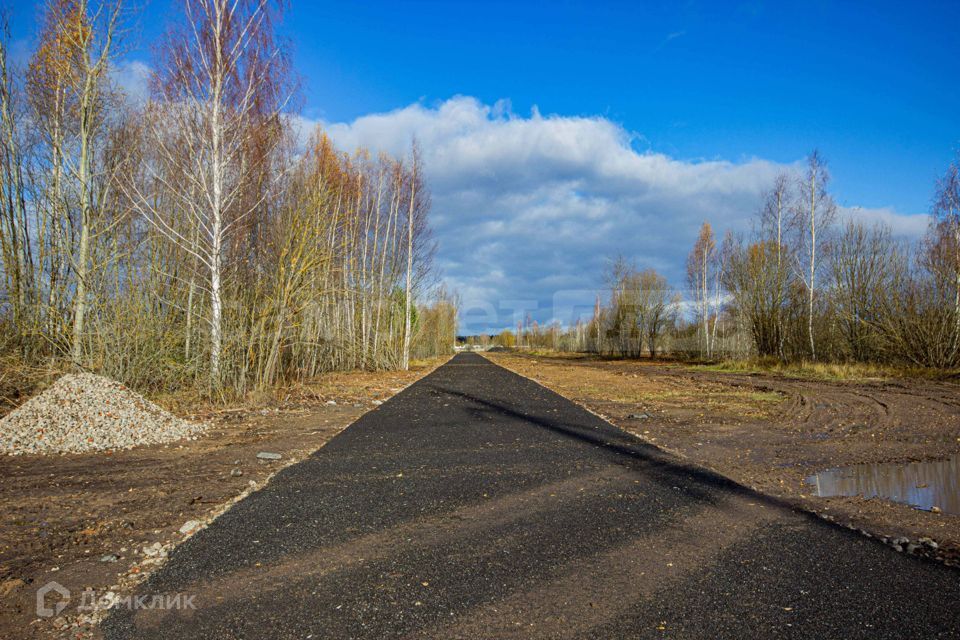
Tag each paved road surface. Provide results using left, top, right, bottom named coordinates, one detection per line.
left=103, top=353, right=960, bottom=639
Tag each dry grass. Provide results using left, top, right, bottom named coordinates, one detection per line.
left=493, top=352, right=785, bottom=420
left=0, top=354, right=68, bottom=418
left=152, top=356, right=449, bottom=416
left=1, top=351, right=449, bottom=420
left=506, top=348, right=586, bottom=360
left=696, top=358, right=960, bottom=382
left=506, top=348, right=959, bottom=382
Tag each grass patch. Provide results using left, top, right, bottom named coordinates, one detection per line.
left=514, top=349, right=591, bottom=361
left=744, top=390, right=785, bottom=403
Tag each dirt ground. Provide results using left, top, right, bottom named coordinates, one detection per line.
left=0, top=359, right=446, bottom=640
left=488, top=352, right=960, bottom=567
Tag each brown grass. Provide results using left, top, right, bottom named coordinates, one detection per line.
left=0, top=354, right=68, bottom=417
left=696, top=357, right=960, bottom=382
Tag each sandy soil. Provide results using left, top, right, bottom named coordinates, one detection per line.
left=0, top=359, right=446, bottom=640
left=488, top=352, right=960, bottom=566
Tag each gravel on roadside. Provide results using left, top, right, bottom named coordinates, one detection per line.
left=0, top=373, right=205, bottom=455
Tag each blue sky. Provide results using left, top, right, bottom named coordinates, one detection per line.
left=300, top=0, right=959, bottom=214
left=10, top=1, right=960, bottom=332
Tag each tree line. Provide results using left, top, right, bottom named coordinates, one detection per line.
left=683, top=151, right=960, bottom=367
left=487, top=268, right=679, bottom=357
left=489, top=149, right=959, bottom=370
left=0, top=0, right=456, bottom=396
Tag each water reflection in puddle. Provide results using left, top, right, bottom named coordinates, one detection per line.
left=806, top=455, right=960, bottom=515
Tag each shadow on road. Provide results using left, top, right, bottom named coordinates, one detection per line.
left=436, top=381, right=834, bottom=522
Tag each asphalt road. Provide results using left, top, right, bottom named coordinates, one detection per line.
left=103, top=353, right=960, bottom=639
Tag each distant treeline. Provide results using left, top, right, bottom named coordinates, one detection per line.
left=485, top=150, right=960, bottom=368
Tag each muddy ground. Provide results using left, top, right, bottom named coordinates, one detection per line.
left=488, top=352, right=960, bottom=566
left=0, top=360, right=446, bottom=640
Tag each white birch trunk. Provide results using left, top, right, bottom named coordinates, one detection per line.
left=402, top=161, right=416, bottom=370
left=808, top=171, right=817, bottom=361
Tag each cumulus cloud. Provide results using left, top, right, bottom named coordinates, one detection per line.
left=304, top=96, right=932, bottom=333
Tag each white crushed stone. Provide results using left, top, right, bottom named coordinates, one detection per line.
left=0, top=373, right=206, bottom=455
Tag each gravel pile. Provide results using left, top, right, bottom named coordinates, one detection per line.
left=0, top=373, right=206, bottom=455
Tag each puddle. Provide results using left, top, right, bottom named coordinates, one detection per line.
left=805, top=455, right=960, bottom=515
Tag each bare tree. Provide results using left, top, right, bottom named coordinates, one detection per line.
left=711, top=230, right=734, bottom=355
left=687, top=222, right=716, bottom=358
left=401, top=147, right=419, bottom=370
left=124, top=0, right=289, bottom=385
left=724, top=238, right=783, bottom=357
left=794, top=150, right=836, bottom=360
left=759, top=172, right=793, bottom=358
left=829, top=219, right=898, bottom=360
left=932, top=157, right=960, bottom=354
left=0, top=0, right=451, bottom=398
left=603, top=255, right=641, bottom=356
left=0, top=11, right=30, bottom=330
left=69, top=0, right=124, bottom=365
left=762, top=173, right=791, bottom=268
left=636, top=268, right=675, bottom=358
left=19, top=0, right=125, bottom=364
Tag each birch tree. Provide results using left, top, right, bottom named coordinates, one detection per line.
left=68, top=0, right=123, bottom=365
left=932, top=157, right=960, bottom=355
left=712, top=230, right=733, bottom=354
left=125, top=0, right=289, bottom=385
left=17, top=0, right=125, bottom=364
left=687, top=222, right=716, bottom=358
left=402, top=151, right=417, bottom=370
left=0, top=11, right=30, bottom=330
left=794, top=150, right=835, bottom=361
left=26, top=0, right=78, bottom=341
left=759, top=172, right=792, bottom=358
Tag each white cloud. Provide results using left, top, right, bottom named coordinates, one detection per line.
left=838, top=205, right=931, bottom=239
left=111, top=60, right=151, bottom=105
left=294, top=96, right=934, bottom=333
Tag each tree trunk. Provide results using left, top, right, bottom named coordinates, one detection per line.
left=71, top=77, right=95, bottom=366
left=776, top=189, right=785, bottom=360
left=208, top=15, right=224, bottom=385
left=702, top=249, right=709, bottom=358
left=952, top=218, right=960, bottom=360
left=402, top=162, right=416, bottom=371
left=808, top=171, right=817, bottom=361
